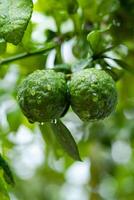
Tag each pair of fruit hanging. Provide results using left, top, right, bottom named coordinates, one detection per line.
left=17, top=60, right=117, bottom=160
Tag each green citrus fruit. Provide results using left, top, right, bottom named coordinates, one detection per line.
left=17, top=70, right=68, bottom=123
left=69, top=68, right=117, bottom=121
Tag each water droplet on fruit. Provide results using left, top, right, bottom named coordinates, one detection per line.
left=92, top=93, right=98, bottom=102
left=31, top=88, right=35, bottom=96
left=47, top=85, right=51, bottom=91
left=90, top=75, right=96, bottom=82
left=37, top=96, right=41, bottom=104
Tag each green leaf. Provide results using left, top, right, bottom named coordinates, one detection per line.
left=40, top=121, right=81, bottom=161
left=0, top=39, right=6, bottom=54
left=50, top=119, right=82, bottom=161
left=0, top=176, right=10, bottom=200
left=0, top=155, right=15, bottom=186
left=39, top=123, right=56, bottom=147
left=40, top=123, right=65, bottom=159
left=87, top=26, right=112, bottom=56
left=66, top=0, right=78, bottom=14
left=0, top=0, right=33, bottom=45
left=87, top=30, right=103, bottom=55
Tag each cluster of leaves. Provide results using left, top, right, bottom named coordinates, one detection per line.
left=0, top=0, right=134, bottom=199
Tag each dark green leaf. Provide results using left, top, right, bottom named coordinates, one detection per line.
left=60, top=101, right=70, bottom=117
left=0, top=0, right=33, bottom=45
left=0, top=155, right=15, bottom=186
left=39, top=123, right=56, bottom=147
left=50, top=119, right=82, bottom=161
left=45, top=29, right=57, bottom=42
left=67, top=0, right=78, bottom=14
left=39, top=122, right=68, bottom=159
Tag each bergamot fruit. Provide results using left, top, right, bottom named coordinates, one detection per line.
left=69, top=68, right=117, bottom=121
left=17, top=70, right=68, bottom=123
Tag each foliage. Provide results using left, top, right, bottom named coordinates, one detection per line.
left=0, top=0, right=134, bottom=200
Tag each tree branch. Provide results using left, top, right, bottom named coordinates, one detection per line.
left=0, top=42, right=57, bottom=66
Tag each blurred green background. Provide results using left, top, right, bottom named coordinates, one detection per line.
left=0, top=0, right=134, bottom=199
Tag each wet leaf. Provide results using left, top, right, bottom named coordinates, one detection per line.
left=87, top=26, right=112, bottom=56
left=51, top=119, right=82, bottom=161
left=0, top=0, right=33, bottom=45
left=0, top=155, right=15, bottom=186
left=39, top=123, right=56, bottom=147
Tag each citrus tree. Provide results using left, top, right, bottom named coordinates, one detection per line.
left=0, top=0, right=134, bottom=199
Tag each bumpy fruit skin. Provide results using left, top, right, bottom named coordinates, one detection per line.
left=17, top=70, right=68, bottom=123
left=69, top=68, right=117, bottom=121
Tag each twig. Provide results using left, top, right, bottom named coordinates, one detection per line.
left=0, top=42, right=57, bottom=66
